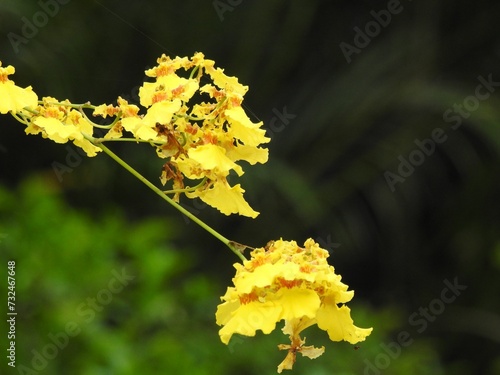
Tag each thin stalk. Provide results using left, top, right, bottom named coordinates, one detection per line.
left=95, top=141, right=247, bottom=262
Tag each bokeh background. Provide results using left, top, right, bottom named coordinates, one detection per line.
left=1, top=1, right=500, bottom=374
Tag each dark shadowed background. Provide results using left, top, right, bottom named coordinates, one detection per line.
left=1, top=1, right=500, bottom=374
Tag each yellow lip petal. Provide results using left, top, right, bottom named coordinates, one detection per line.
left=32, top=117, right=78, bottom=144
left=225, top=106, right=270, bottom=147
left=316, top=302, right=372, bottom=344
left=217, top=300, right=283, bottom=344
left=0, top=81, right=38, bottom=114
left=196, top=182, right=259, bottom=218
left=188, top=144, right=243, bottom=176
left=275, top=288, right=320, bottom=321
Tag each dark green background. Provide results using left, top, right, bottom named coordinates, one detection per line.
left=1, top=1, right=500, bottom=374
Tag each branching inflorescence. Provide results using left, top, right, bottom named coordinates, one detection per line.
left=1, top=54, right=372, bottom=372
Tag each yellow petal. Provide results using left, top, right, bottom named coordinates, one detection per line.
left=121, top=116, right=158, bottom=141
left=234, top=263, right=283, bottom=293
left=0, top=63, right=38, bottom=113
left=73, top=138, right=101, bottom=157
left=135, top=125, right=159, bottom=141
left=217, top=300, right=283, bottom=344
left=32, top=117, right=78, bottom=143
left=188, top=144, right=243, bottom=176
left=192, top=51, right=205, bottom=65
left=316, top=301, right=373, bottom=344
left=156, top=74, right=188, bottom=90
left=277, top=351, right=296, bottom=373
left=173, top=155, right=205, bottom=180
left=140, top=76, right=198, bottom=106
left=328, top=288, right=354, bottom=304
left=118, top=98, right=140, bottom=117
left=25, top=122, right=42, bottom=136
left=234, top=262, right=317, bottom=294
left=67, top=110, right=93, bottom=135
left=121, top=116, right=142, bottom=134
left=204, top=65, right=248, bottom=96
left=158, top=77, right=198, bottom=101
left=142, top=99, right=182, bottom=127
left=216, top=301, right=241, bottom=328
left=104, top=123, right=123, bottom=139
left=225, top=144, right=268, bottom=165
left=275, top=288, right=320, bottom=321
left=139, top=82, right=158, bottom=107
left=196, top=182, right=259, bottom=218
left=0, top=81, right=38, bottom=114
left=225, top=106, right=270, bottom=146
left=281, top=316, right=317, bottom=337
left=300, top=345, right=325, bottom=360
left=92, top=103, right=118, bottom=118
left=145, top=55, right=191, bottom=78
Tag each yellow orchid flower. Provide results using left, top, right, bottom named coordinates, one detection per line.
left=216, top=238, right=373, bottom=371
left=0, top=62, right=38, bottom=114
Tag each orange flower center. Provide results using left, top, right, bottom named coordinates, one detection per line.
left=239, top=291, right=258, bottom=305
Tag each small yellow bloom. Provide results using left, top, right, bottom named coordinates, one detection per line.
left=203, top=61, right=248, bottom=97
left=28, top=98, right=77, bottom=143
left=66, top=110, right=101, bottom=157
left=140, top=58, right=199, bottom=107
left=32, top=116, right=78, bottom=143
left=25, top=98, right=101, bottom=157
left=115, top=98, right=162, bottom=142
left=0, top=62, right=38, bottom=114
left=144, top=54, right=192, bottom=78
left=216, top=239, right=372, bottom=372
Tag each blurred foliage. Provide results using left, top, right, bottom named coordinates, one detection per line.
left=1, top=0, right=500, bottom=374
left=0, top=175, right=453, bottom=374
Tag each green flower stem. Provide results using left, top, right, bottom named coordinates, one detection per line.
left=41, top=101, right=94, bottom=110
left=10, top=112, right=29, bottom=125
left=163, top=177, right=207, bottom=194
left=94, top=137, right=164, bottom=145
left=95, top=140, right=247, bottom=262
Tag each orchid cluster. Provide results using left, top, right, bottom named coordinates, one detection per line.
left=1, top=54, right=371, bottom=372
left=216, top=238, right=372, bottom=372
left=1, top=53, right=269, bottom=218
